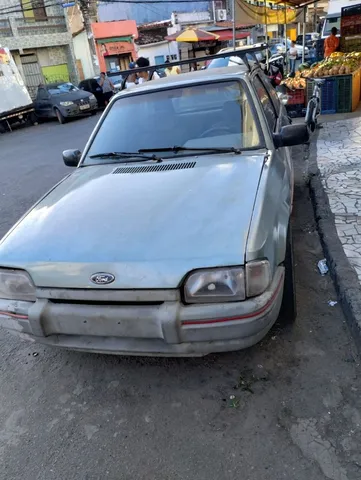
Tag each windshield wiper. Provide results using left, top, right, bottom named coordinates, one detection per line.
left=89, top=151, right=162, bottom=162
left=139, top=146, right=242, bottom=155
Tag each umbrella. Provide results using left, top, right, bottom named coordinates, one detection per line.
left=165, top=28, right=220, bottom=43
left=165, top=28, right=220, bottom=70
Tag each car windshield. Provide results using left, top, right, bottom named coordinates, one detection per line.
left=84, top=80, right=261, bottom=164
left=207, top=52, right=261, bottom=69
left=323, top=16, right=340, bottom=37
left=109, top=74, right=123, bottom=84
left=48, top=83, right=78, bottom=95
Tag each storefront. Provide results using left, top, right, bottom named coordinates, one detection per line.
left=92, top=21, right=138, bottom=73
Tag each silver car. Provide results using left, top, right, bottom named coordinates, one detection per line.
left=0, top=62, right=309, bottom=356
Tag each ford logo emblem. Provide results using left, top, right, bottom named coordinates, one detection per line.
left=90, top=273, right=115, bottom=285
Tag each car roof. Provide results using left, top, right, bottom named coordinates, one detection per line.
left=218, top=43, right=266, bottom=54
left=115, top=65, right=250, bottom=97
left=46, top=82, right=73, bottom=88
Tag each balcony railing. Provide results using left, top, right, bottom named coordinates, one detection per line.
left=15, top=16, right=68, bottom=36
left=0, top=19, right=13, bottom=37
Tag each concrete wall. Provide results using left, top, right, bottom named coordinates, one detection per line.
left=0, top=1, right=77, bottom=83
left=73, top=31, right=94, bottom=79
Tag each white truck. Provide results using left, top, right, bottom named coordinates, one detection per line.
left=0, top=46, right=35, bottom=133
left=321, top=0, right=361, bottom=38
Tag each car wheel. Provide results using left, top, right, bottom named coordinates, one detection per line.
left=55, top=108, right=66, bottom=125
left=279, top=221, right=297, bottom=324
left=91, top=110, right=97, bottom=116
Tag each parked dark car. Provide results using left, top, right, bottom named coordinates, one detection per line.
left=34, top=82, right=98, bottom=124
left=79, top=77, right=105, bottom=107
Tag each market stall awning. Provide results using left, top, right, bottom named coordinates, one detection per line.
left=165, top=28, right=220, bottom=42
left=235, top=0, right=304, bottom=25
left=216, top=30, right=251, bottom=41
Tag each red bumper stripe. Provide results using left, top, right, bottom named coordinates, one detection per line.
left=0, top=311, right=28, bottom=320
left=182, top=273, right=284, bottom=326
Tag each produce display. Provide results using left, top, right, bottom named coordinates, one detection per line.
left=281, top=71, right=306, bottom=90
left=302, top=52, right=361, bottom=78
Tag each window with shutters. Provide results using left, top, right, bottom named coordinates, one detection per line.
left=22, top=0, right=47, bottom=22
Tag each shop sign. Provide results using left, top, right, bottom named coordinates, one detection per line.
left=99, top=42, right=131, bottom=56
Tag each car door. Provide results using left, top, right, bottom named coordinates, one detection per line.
left=252, top=72, right=293, bottom=214
left=34, top=87, right=52, bottom=118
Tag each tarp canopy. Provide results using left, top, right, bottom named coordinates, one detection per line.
left=235, top=0, right=304, bottom=25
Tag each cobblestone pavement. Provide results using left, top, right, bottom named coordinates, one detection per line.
left=317, top=119, right=361, bottom=282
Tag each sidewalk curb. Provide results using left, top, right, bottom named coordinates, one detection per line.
left=308, top=134, right=361, bottom=352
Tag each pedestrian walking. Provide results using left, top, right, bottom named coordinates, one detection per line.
left=324, top=27, right=339, bottom=58
left=288, top=41, right=298, bottom=76
left=99, top=72, right=114, bottom=105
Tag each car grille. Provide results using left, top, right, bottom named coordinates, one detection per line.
left=112, top=162, right=197, bottom=175
left=74, top=99, right=90, bottom=106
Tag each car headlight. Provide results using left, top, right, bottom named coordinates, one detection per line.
left=89, top=94, right=96, bottom=100
left=246, top=260, right=271, bottom=297
left=60, top=101, right=74, bottom=106
left=184, top=267, right=245, bottom=304
left=0, top=269, right=36, bottom=302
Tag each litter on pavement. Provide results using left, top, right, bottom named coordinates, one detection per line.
left=318, top=259, right=329, bottom=275
left=328, top=300, right=338, bottom=307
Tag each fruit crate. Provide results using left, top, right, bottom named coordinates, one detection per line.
left=306, top=78, right=336, bottom=114
left=334, top=69, right=360, bottom=113
left=286, top=88, right=305, bottom=106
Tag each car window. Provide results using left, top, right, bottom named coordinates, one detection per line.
left=261, top=74, right=281, bottom=111
left=323, top=16, right=340, bottom=37
left=47, top=83, right=78, bottom=95
left=84, top=81, right=262, bottom=164
left=207, top=56, right=244, bottom=68
left=37, top=88, right=48, bottom=100
left=253, top=75, right=277, bottom=131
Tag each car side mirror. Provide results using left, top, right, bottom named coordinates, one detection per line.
left=63, top=149, right=81, bottom=167
left=273, top=124, right=309, bottom=148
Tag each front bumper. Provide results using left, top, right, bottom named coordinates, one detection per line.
left=0, top=267, right=284, bottom=356
left=60, top=102, right=97, bottom=118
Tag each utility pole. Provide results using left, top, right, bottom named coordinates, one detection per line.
left=77, top=0, right=100, bottom=75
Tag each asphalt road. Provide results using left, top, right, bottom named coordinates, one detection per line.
left=1, top=118, right=361, bottom=480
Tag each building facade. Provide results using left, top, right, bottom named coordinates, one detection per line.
left=92, top=20, right=138, bottom=72
left=136, top=21, right=178, bottom=66
left=0, top=0, right=77, bottom=98
left=67, top=4, right=95, bottom=80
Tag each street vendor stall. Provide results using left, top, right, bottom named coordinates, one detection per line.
left=280, top=1, right=361, bottom=117
left=282, top=51, right=361, bottom=116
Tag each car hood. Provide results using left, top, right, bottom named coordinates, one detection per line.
left=0, top=153, right=266, bottom=289
left=52, top=90, right=92, bottom=102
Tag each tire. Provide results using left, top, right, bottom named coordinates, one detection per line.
left=55, top=108, right=66, bottom=125
left=0, top=121, right=7, bottom=134
left=279, top=222, right=297, bottom=324
left=27, top=112, right=38, bottom=126
left=91, top=110, right=97, bottom=116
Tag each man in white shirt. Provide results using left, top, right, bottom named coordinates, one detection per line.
left=288, top=41, right=298, bottom=75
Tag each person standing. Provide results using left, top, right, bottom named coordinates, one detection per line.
left=288, top=41, right=298, bottom=76
left=324, top=27, right=339, bottom=58
left=99, top=72, right=114, bottom=105
left=164, top=59, right=180, bottom=76
left=136, top=57, right=160, bottom=83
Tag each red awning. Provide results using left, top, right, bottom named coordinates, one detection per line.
left=216, top=30, right=251, bottom=41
